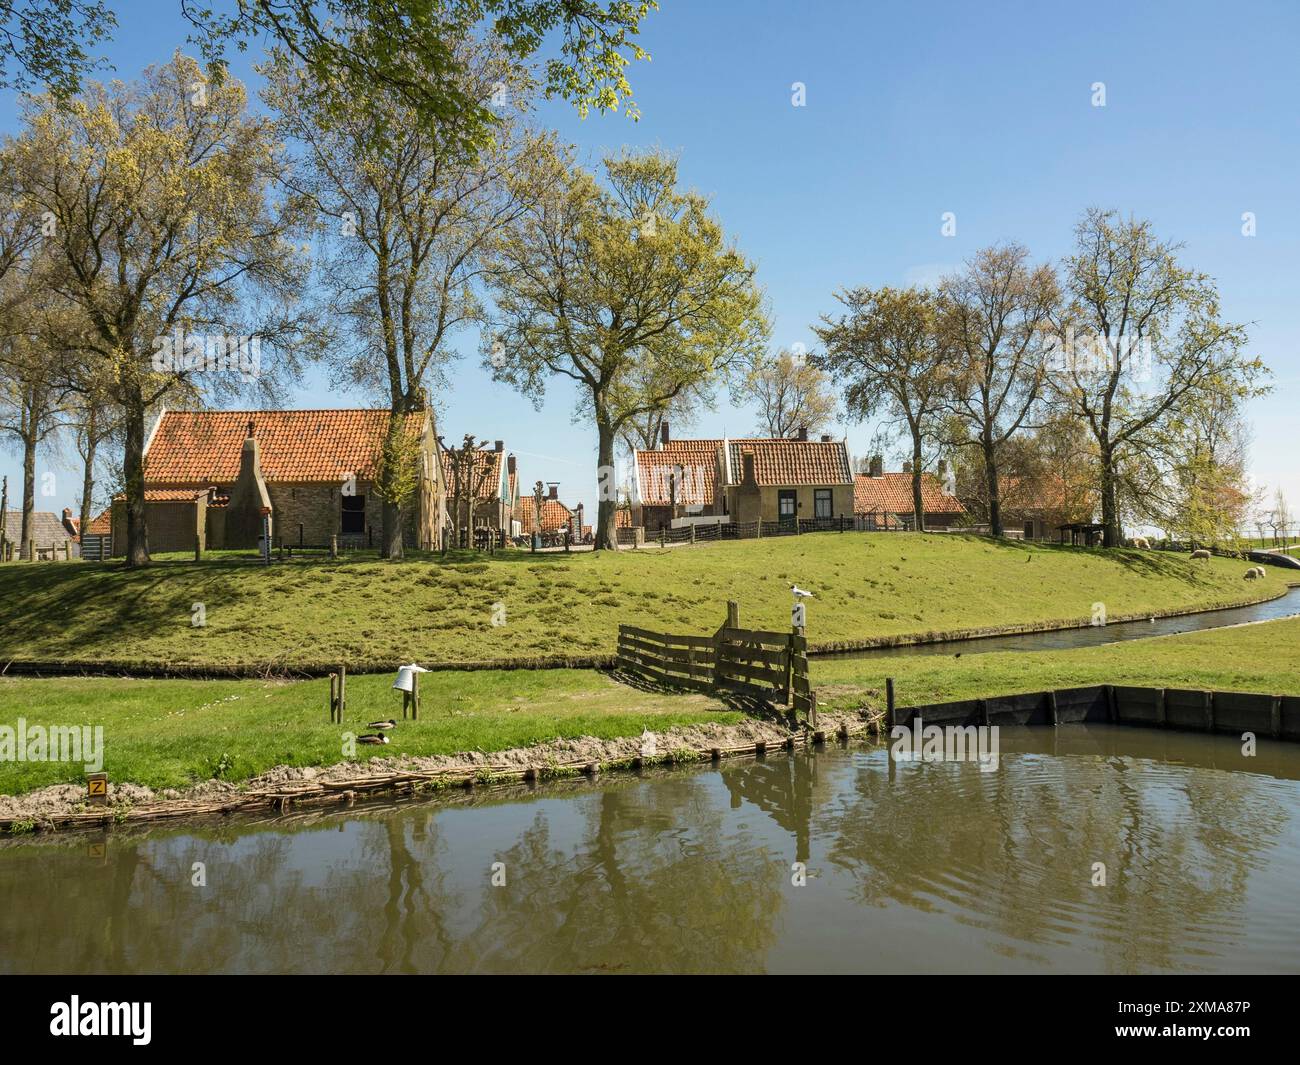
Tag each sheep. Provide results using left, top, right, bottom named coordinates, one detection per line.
left=1131, top=536, right=1151, bottom=549
left=1190, top=549, right=1211, bottom=560
left=1245, top=568, right=1260, bottom=580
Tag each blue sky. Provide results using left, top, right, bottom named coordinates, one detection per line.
left=3, top=0, right=1298, bottom=524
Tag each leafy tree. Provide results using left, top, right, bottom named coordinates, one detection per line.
left=486, top=148, right=767, bottom=550
left=0, top=0, right=114, bottom=96
left=265, top=33, right=550, bottom=558
left=939, top=243, right=1058, bottom=536
left=738, top=347, right=837, bottom=438
left=814, top=286, right=951, bottom=531
left=1050, top=208, right=1268, bottom=547
left=13, top=53, right=315, bottom=566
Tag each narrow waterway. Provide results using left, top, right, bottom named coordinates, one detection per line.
left=827, top=585, right=1300, bottom=660
left=3, top=725, right=1298, bottom=974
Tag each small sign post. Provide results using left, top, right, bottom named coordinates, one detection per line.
left=86, top=772, right=109, bottom=806
left=791, top=600, right=806, bottom=629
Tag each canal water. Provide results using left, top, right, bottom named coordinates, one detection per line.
left=3, top=725, right=1298, bottom=974
left=830, top=585, right=1300, bottom=660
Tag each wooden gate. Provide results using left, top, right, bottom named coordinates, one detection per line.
left=616, top=601, right=817, bottom=724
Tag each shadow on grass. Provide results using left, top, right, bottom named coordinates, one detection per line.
left=604, top=668, right=797, bottom=727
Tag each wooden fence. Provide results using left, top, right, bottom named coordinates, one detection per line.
left=888, top=681, right=1300, bottom=741
left=617, top=600, right=817, bottom=723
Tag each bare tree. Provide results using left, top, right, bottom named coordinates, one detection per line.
left=739, top=347, right=838, bottom=438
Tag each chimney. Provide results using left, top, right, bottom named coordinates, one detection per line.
left=507, top=454, right=516, bottom=475
left=938, top=458, right=949, bottom=478
left=820, top=434, right=832, bottom=443
left=902, top=460, right=913, bottom=474
left=660, top=421, right=670, bottom=448
left=869, top=454, right=883, bottom=478
left=796, top=426, right=808, bottom=441
left=742, top=451, right=757, bottom=485
left=494, top=440, right=504, bottom=452
left=246, top=419, right=255, bottom=439
left=548, top=482, right=559, bottom=501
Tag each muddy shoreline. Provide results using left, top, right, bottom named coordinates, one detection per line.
left=0, top=709, right=880, bottom=834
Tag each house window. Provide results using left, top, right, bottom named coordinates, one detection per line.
left=341, top=494, right=365, bottom=535
left=814, top=489, right=832, bottom=519
left=778, top=490, right=797, bottom=523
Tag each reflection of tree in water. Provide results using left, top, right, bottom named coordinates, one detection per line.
left=460, top=777, right=785, bottom=973
left=822, top=739, right=1290, bottom=972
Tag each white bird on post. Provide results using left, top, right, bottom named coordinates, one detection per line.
left=790, top=585, right=813, bottom=628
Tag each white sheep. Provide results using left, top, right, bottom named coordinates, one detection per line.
left=1132, top=536, right=1151, bottom=549
left=1244, top=568, right=1260, bottom=580
left=1190, top=549, right=1211, bottom=560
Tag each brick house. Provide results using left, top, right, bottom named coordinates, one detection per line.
left=853, top=455, right=966, bottom=529
left=516, top=483, right=586, bottom=539
left=110, top=408, right=446, bottom=554
left=439, top=441, right=519, bottom=536
left=631, top=425, right=854, bottom=531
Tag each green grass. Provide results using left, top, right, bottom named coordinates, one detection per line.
left=0, top=669, right=741, bottom=795
left=814, top=616, right=1300, bottom=711
left=0, top=534, right=1277, bottom=669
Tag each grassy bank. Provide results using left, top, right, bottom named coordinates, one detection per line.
left=814, top=617, right=1300, bottom=711
left=0, top=669, right=741, bottom=795
left=0, top=534, right=1274, bottom=669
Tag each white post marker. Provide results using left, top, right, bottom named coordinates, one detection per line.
left=790, top=585, right=814, bottom=629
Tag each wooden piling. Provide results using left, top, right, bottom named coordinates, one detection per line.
left=1047, top=689, right=1059, bottom=727
left=886, top=677, right=896, bottom=728
left=329, top=673, right=338, bottom=723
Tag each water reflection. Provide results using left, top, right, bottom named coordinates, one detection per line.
left=2, top=726, right=1297, bottom=974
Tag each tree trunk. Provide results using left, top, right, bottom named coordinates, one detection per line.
left=80, top=407, right=98, bottom=546
left=1099, top=444, right=1120, bottom=547
left=910, top=435, right=926, bottom=533
left=122, top=390, right=150, bottom=567
left=983, top=435, right=1002, bottom=537
left=595, top=416, right=618, bottom=551
left=379, top=409, right=408, bottom=560
left=20, top=424, right=36, bottom=558
left=381, top=499, right=403, bottom=559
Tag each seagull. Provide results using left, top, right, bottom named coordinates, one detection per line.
left=791, top=585, right=815, bottom=599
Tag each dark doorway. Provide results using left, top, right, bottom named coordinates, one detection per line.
left=341, top=495, right=366, bottom=536
left=778, top=489, right=797, bottom=527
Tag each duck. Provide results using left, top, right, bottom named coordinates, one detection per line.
left=366, top=719, right=398, bottom=730
left=357, top=733, right=390, bottom=745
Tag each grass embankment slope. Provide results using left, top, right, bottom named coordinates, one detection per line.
left=814, top=617, right=1300, bottom=711
left=2, top=616, right=1298, bottom=797
left=0, top=534, right=1275, bottom=670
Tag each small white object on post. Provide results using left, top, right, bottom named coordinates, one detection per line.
left=393, top=662, right=430, bottom=720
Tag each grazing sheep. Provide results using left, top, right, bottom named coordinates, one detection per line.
left=1132, top=536, right=1151, bottom=549
left=1245, top=568, right=1260, bottom=579
left=1190, top=549, right=1211, bottom=560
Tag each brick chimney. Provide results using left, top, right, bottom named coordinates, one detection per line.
left=869, top=454, right=883, bottom=478
left=820, top=434, right=832, bottom=443
left=938, top=458, right=949, bottom=478
left=796, top=426, right=808, bottom=441
left=660, top=421, right=670, bottom=448
left=494, top=440, right=504, bottom=452
left=741, top=451, right=757, bottom=485
left=902, top=460, right=913, bottom=474
left=548, top=482, right=559, bottom=501
left=507, top=454, right=516, bottom=475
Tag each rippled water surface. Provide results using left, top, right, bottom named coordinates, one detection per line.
left=2, top=725, right=1298, bottom=973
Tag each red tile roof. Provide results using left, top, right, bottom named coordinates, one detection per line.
left=727, top=438, right=852, bottom=487
left=635, top=440, right=722, bottom=506
left=144, top=409, right=424, bottom=485
left=516, top=496, right=574, bottom=533
left=854, top=472, right=965, bottom=515
left=113, top=488, right=208, bottom=503
left=85, top=508, right=112, bottom=535
left=440, top=448, right=504, bottom=501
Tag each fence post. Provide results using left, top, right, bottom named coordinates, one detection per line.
left=330, top=534, right=338, bottom=559
left=338, top=664, right=347, bottom=721
left=690, top=523, right=696, bottom=544
left=886, top=677, right=896, bottom=728
left=329, top=673, right=338, bottom=723
left=412, top=669, right=420, bottom=720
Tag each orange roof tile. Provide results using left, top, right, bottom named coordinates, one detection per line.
left=85, top=508, right=112, bottom=535
left=853, top=472, right=965, bottom=515
left=144, top=409, right=424, bottom=485
left=727, top=438, right=852, bottom=487
left=440, top=448, right=504, bottom=501
left=516, top=496, right=574, bottom=533
left=635, top=440, right=722, bottom=506
left=113, top=488, right=208, bottom=503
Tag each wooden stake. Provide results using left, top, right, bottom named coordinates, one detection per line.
left=886, top=677, right=896, bottom=728
left=412, top=669, right=419, bottom=720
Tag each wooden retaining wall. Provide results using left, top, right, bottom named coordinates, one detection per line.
left=891, top=683, right=1300, bottom=742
